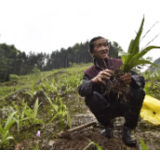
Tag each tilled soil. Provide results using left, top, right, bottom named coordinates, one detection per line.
left=4, top=93, right=160, bottom=150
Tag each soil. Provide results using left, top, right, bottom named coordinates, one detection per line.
left=9, top=101, right=160, bottom=150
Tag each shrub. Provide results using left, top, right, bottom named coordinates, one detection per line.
left=9, top=74, right=19, bottom=82
left=32, top=67, right=40, bottom=75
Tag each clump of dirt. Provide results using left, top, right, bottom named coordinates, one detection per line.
left=4, top=89, right=31, bottom=103
left=4, top=89, right=49, bottom=108
left=29, top=90, right=49, bottom=106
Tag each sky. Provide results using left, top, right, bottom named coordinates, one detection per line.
left=0, top=0, right=160, bottom=62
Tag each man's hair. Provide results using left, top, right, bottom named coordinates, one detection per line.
left=88, top=36, right=106, bottom=54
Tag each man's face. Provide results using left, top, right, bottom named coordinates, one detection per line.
left=91, top=38, right=109, bottom=60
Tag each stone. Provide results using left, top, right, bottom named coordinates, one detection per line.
left=48, top=140, right=55, bottom=146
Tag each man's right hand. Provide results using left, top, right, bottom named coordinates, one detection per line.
left=92, top=69, right=113, bottom=85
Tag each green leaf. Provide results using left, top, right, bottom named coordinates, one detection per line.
left=132, top=16, right=144, bottom=55
left=44, top=93, right=58, bottom=112
left=23, top=108, right=33, bottom=119
left=21, top=109, right=25, bottom=119
left=47, top=112, right=61, bottom=124
left=33, top=98, right=39, bottom=119
left=123, top=60, right=159, bottom=73
left=124, top=16, right=144, bottom=67
left=66, top=111, right=72, bottom=129
left=120, top=55, right=131, bottom=72
left=1, top=130, right=9, bottom=141
left=35, top=119, right=44, bottom=125
left=127, top=39, right=135, bottom=53
left=4, top=136, right=14, bottom=141
left=20, top=117, right=30, bottom=121
left=4, top=112, right=16, bottom=131
left=121, top=54, right=131, bottom=64
left=83, top=140, right=103, bottom=150
left=83, top=142, right=93, bottom=150
left=0, top=123, right=4, bottom=134
left=121, top=46, right=160, bottom=72
left=93, top=142, right=103, bottom=150
left=131, top=59, right=159, bottom=69
left=14, top=119, right=20, bottom=132
left=139, top=138, right=148, bottom=150
left=133, top=46, right=160, bottom=60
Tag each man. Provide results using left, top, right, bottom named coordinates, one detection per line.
left=78, top=36, right=145, bottom=146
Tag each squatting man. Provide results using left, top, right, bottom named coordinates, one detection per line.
left=78, top=36, right=145, bottom=146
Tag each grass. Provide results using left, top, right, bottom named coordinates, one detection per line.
left=0, top=63, right=91, bottom=100
left=0, top=63, right=91, bottom=149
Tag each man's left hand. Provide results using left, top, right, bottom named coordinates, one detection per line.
left=120, top=73, right=132, bottom=85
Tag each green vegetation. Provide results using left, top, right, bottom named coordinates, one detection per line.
left=83, top=139, right=103, bottom=150
left=32, top=67, right=41, bottom=75
left=119, top=16, right=160, bottom=73
left=0, top=60, right=160, bottom=149
left=107, top=16, right=160, bottom=102
left=0, top=112, right=16, bottom=149
left=139, top=138, right=148, bottom=150
left=10, top=74, right=19, bottom=82
left=0, top=63, right=90, bottom=149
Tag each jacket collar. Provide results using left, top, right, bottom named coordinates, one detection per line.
left=93, top=58, right=109, bottom=70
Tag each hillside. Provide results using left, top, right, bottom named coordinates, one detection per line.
left=1, top=63, right=160, bottom=150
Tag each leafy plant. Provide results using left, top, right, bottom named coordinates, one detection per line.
left=63, top=75, right=71, bottom=95
left=12, top=102, right=26, bottom=131
left=57, top=96, right=71, bottom=128
left=139, top=138, right=148, bottom=150
left=83, top=139, right=103, bottom=150
left=39, top=78, right=58, bottom=93
left=44, top=93, right=58, bottom=112
left=0, top=112, right=16, bottom=149
left=24, top=81, right=37, bottom=98
left=119, top=16, right=160, bottom=73
left=143, top=70, right=160, bottom=98
left=22, top=98, right=44, bottom=125
left=57, top=68, right=83, bottom=91
left=32, top=67, right=40, bottom=75
left=12, top=102, right=36, bottom=131
left=10, top=74, right=19, bottom=82
left=45, top=93, right=71, bottom=129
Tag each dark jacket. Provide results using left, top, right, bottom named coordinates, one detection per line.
left=78, top=58, right=145, bottom=97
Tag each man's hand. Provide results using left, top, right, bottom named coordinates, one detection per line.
left=120, top=73, right=132, bottom=85
left=92, top=69, right=113, bottom=85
